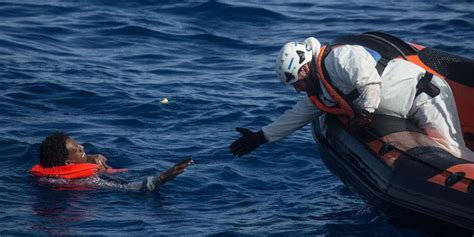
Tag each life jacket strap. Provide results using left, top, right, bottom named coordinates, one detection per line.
left=375, top=57, right=390, bottom=76
left=415, top=72, right=440, bottom=98
left=363, top=46, right=391, bottom=76
left=344, top=88, right=359, bottom=102
left=343, top=50, right=390, bottom=103
left=319, top=46, right=357, bottom=105
left=311, top=45, right=355, bottom=118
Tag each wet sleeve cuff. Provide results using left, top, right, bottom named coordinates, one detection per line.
left=139, top=176, right=162, bottom=192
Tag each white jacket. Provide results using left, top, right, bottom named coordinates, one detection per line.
left=263, top=45, right=385, bottom=142
left=262, top=45, right=467, bottom=160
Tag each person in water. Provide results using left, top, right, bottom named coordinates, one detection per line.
left=230, top=33, right=472, bottom=160
left=31, top=132, right=193, bottom=191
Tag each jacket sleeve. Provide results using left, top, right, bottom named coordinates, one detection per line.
left=59, top=176, right=163, bottom=192
left=325, top=45, right=382, bottom=113
left=261, top=97, right=321, bottom=143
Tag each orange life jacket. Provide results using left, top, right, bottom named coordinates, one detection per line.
left=307, top=32, right=474, bottom=148
left=307, top=45, right=355, bottom=119
left=30, top=163, right=100, bottom=179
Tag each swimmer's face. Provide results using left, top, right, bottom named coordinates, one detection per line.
left=65, top=138, right=87, bottom=165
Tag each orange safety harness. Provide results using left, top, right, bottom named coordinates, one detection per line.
left=307, top=45, right=355, bottom=119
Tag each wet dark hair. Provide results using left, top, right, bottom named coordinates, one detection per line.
left=39, top=132, right=70, bottom=167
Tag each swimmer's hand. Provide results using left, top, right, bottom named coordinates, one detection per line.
left=139, top=158, right=193, bottom=192
left=87, top=154, right=108, bottom=171
left=159, top=158, right=193, bottom=184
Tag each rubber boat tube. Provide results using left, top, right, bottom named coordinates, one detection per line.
left=311, top=114, right=474, bottom=234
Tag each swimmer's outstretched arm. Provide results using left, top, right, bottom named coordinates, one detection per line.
left=37, top=158, right=193, bottom=192
left=123, top=158, right=193, bottom=192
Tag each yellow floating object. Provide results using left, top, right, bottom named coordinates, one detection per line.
left=160, top=98, right=169, bottom=104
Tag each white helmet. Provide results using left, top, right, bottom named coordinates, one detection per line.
left=275, top=37, right=321, bottom=85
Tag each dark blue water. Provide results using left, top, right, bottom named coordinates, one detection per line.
left=1, top=0, right=473, bottom=235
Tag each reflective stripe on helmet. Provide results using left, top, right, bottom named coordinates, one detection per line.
left=276, top=39, right=316, bottom=85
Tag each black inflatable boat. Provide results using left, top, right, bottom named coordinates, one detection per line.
left=311, top=114, right=474, bottom=233
left=309, top=33, right=474, bottom=234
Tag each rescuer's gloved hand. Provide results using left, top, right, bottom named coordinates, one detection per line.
left=230, top=127, right=267, bottom=157
left=349, top=109, right=374, bottom=134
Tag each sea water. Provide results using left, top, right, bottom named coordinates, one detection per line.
left=0, top=0, right=472, bottom=235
